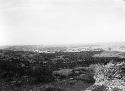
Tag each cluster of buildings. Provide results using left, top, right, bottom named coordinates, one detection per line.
left=33, top=47, right=104, bottom=53
left=66, top=47, right=103, bottom=52
left=20, top=45, right=125, bottom=53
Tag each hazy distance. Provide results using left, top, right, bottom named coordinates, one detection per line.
left=0, top=0, right=125, bottom=46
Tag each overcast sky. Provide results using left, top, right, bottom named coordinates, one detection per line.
left=0, top=0, right=125, bottom=46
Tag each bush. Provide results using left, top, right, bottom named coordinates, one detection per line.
left=88, top=61, right=125, bottom=91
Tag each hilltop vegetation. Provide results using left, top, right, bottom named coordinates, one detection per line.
left=0, top=49, right=125, bottom=90
left=0, top=50, right=102, bottom=86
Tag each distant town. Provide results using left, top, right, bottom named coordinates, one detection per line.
left=1, top=42, right=125, bottom=53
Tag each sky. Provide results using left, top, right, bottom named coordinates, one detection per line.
left=0, top=0, right=125, bottom=46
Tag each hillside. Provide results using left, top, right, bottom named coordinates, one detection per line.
left=0, top=49, right=125, bottom=91
left=93, top=51, right=125, bottom=58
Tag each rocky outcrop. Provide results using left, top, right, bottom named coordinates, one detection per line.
left=53, top=66, right=95, bottom=83
left=53, top=69, right=73, bottom=79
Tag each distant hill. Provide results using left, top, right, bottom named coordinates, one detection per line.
left=1, top=42, right=125, bottom=52
left=0, top=45, right=67, bottom=53
left=94, top=42, right=125, bottom=52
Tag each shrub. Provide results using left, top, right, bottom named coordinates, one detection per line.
left=88, top=61, right=125, bottom=91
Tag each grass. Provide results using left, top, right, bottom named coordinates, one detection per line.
left=0, top=79, right=93, bottom=91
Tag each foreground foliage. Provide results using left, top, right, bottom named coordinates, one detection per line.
left=86, top=61, right=125, bottom=91
left=1, top=49, right=125, bottom=91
